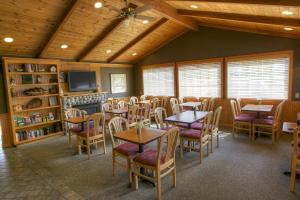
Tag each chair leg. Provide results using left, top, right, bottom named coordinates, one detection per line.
left=272, top=129, right=275, bottom=144
left=199, top=143, right=203, bottom=164
left=127, top=158, right=132, bottom=186
left=68, top=131, right=72, bottom=147
left=103, top=137, right=107, bottom=154
left=232, top=123, right=235, bottom=137
left=77, top=137, right=81, bottom=155
left=290, top=157, right=296, bottom=192
left=134, top=164, right=139, bottom=191
left=252, top=125, right=255, bottom=141
left=172, top=165, right=176, bottom=188
left=156, top=170, right=161, bottom=200
left=87, top=142, right=91, bottom=159
left=112, top=151, right=116, bottom=176
left=180, top=138, right=184, bottom=158
left=210, top=137, right=213, bottom=153
left=217, top=134, right=219, bottom=148
left=206, top=143, right=209, bottom=157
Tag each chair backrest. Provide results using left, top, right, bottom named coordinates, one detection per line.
left=230, top=99, right=239, bottom=119
left=140, top=95, right=147, bottom=101
left=211, top=106, right=222, bottom=133
left=200, top=99, right=209, bottom=111
left=129, top=96, right=139, bottom=105
left=65, top=108, right=82, bottom=119
left=202, top=111, right=213, bottom=138
left=154, top=107, right=168, bottom=129
left=171, top=104, right=182, bottom=115
left=170, top=98, right=179, bottom=109
left=117, top=101, right=127, bottom=109
left=102, top=103, right=112, bottom=112
left=207, top=98, right=215, bottom=111
left=292, top=127, right=300, bottom=160
left=127, top=104, right=139, bottom=123
left=151, top=97, right=160, bottom=110
left=160, top=96, right=168, bottom=108
left=179, top=97, right=184, bottom=104
left=86, top=113, right=105, bottom=139
left=157, top=127, right=179, bottom=166
left=140, top=103, right=151, bottom=121
left=108, top=117, right=129, bottom=148
left=273, top=100, right=285, bottom=125
left=236, top=98, right=242, bottom=115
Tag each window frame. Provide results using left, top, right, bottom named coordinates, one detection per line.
left=224, top=50, right=293, bottom=100
left=176, top=58, right=224, bottom=98
left=141, top=63, right=176, bottom=97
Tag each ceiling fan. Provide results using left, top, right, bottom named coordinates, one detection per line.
left=106, top=0, right=155, bottom=23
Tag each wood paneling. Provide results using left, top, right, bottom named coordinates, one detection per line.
left=0, top=113, right=12, bottom=148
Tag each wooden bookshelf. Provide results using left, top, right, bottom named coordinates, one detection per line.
left=2, top=57, right=64, bottom=146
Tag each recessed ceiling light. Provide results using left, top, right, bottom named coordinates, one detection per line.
left=143, top=20, right=149, bottom=24
left=94, top=1, right=103, bottom=9
left=132, top=52, right=137, bottom=56
left=284, top=27, right=293, bottom=31
left=106, top=49, right=112, bottom=54
left=61, top=44, right=68, bottom=49
left=282, top=10, right=293, bottom=15
left=3, top=37, right=14, bottom=43
left=190, top=5, right=198, bottom=9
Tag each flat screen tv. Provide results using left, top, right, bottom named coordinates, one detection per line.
left=68, top=71, right=96, bottom=92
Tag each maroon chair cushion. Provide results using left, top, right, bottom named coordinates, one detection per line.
left=69, top=127, right=82, bottom=133
left=176, top=122, right=189, bottom=128
left=134, top=149, right=165, bottom=166
left=161, top=126, right=173, bottom=131
left=253, top=118, right=273, bottom=125
left=191, top=122, right=203, bottom=130
left=77, top=127, right=103, bottom=137
left=235, top=115, right=255, bottom=122
left=114, top=142, right=139, bottom=157
left=180, top=129, right=201, bottom=139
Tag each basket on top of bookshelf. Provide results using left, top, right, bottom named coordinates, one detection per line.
left=3, top=57, right=64, bottom=145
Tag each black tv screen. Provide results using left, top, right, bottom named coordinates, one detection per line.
left=68, top=71, right=96, bottom=92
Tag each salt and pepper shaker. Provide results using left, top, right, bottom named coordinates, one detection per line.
left=136, top=121, right=143, bottom=135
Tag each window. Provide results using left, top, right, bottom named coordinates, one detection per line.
left=227, top=53, right=290, bottom=99
left=143, top=65, right=175, bottom=96
left=178, top=60, right=222, bottom=97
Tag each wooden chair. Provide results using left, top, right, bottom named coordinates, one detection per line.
left=129, top=96, right=139, bottom=105
left=138, top=103, right=151, bottom=127
left=133, top=127, right=179, bottom=200
left=117, top=100, right=127, bottom=109
left=290, top=127, right=300, bottom=192
left=171, top=104, right=183, bottom=115
left=180, top=111, right=213, bottom=163
left=160, top=96, right=168, bottom=109
left=170, top=98, right=179, bottom=111
left=207, top=98, right=215, bottom=111
left=209, top=106, right=222, bottom=153
left=77, top=113, right=106, bottom=159
left=65, top=108, right=83, bottom=146
left=252, top=100, right=285, bottom=144
left=154, top=107, right=170, bottom=130
left=230, top=100, right=254, bottom=138
left=140, top=95, right=147, bottom=101
left=150, top=97, right=160, bottom=120
left=199, top=98, right=209, bottom=111
left=108, top=117, right=139, bottom=186
left=127, top=104, right=139, bottom=127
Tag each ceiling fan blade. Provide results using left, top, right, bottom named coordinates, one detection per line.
left=135, top=15, right=156, bottom=21
left=135, top=5, right=152, bottom=14
left=106, top=4, right=120, bottom=13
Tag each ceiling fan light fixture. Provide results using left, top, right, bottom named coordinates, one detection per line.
left=94, top=1, right=103, bottom=9
left=284, top=27, right=293, bottom=31
left=190, top=5, right=198, bottom=9
left=143, top=20, right=149, bottom=24
left=132, top=52, right=137, bottom=56
left=3, top=37, right=14, bottom=43
left=106, top=49, right=112, bottom=54
left=61, top=44, right=68, bottom=49
left=282, top=10, right=293, bottom=15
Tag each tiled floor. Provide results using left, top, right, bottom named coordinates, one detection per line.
left=0, top=131, right=299, bottom=200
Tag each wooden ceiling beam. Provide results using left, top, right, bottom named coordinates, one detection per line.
left=38, top=0, right=80, bottom=58
left=165, top=0, right=300, bottom=7
left=107, top=18, right=168, bottom=63
left=134, top=0, right=199, bottom=30
left=178, top=10, right=300, bottom=28
left=76, top=18, right=124, bottom=61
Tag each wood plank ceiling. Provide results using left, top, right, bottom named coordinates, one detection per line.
left=0, top=0, right=300, bottom=64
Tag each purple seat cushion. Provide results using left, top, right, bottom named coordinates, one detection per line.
left=77, top=127, right=103, bottom=137
left=235, top=115, right=255, bottom=122
left=253, top=118, right=273, bottom=125
left=134, top=149, right=165, bottom=166
left=176, top=123, right=189, bottom=128
left=161, top=126, right=173, bottom=131
left=191, top=122, right=203, bottom=130
left=114, top=142, right=139, bottom=156
left=69, top=127, right=82, bottom=133
left=180, top=129, right=201, bottom=139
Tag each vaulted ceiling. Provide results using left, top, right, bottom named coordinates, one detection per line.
left=0, top=0, right=300, bottom=64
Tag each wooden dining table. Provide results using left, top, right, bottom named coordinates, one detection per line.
left=241, top=104, right=273, bottom=118
left=165, top=111, right=209, bottom=128
left=180, top=102, right=201, bottom=107
left=105, top=108, right=128, bottom=117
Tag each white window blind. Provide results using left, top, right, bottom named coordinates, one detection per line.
left=227, top=56, right=289, bottom=99
left=143, top=65, right=175, bottom=96
left=178, top=61, right=222, bottom=97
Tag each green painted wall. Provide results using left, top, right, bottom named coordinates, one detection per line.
left=100, top=67, right=134, bottom=98
left=135, top=26, right=300, bottom=99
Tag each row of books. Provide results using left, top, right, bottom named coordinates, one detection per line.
left=16, top=125, right=61, bottom=141
left=14, top=112, right=57, bottom=127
